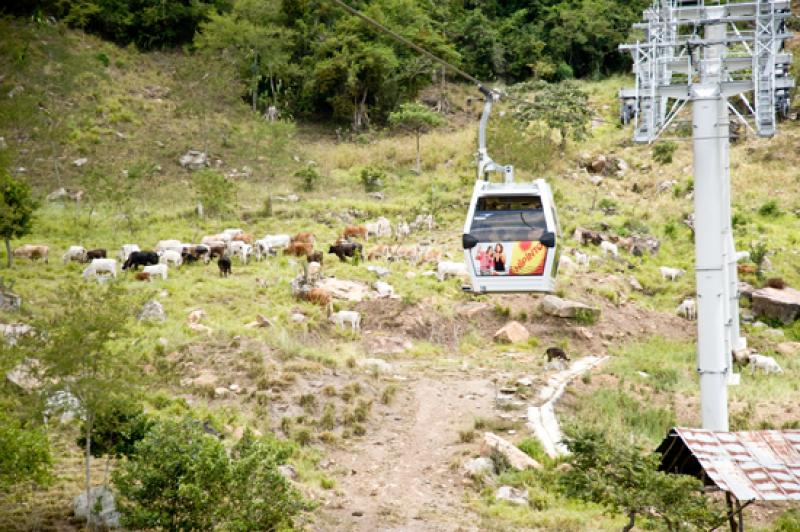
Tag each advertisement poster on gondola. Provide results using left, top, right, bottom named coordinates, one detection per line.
left=471, top=241, right=547, bottom=276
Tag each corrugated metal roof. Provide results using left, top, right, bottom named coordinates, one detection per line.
left=658, top=427, right=800, bottom=502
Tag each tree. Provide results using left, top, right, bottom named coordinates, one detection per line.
left=113, top=418, right=307, bottom=530
left=0, top=171, right=37, bottom=268
left=388, top=103, right=444, bottom=174
left=31, top=283, right=142, bottom=529
left=560, top=427, right=720, bottom=531
left=508, top=81, right=592, bottom=148
left=193, top=169, right=236, bottom=218
left=0, top=410, right=51, bottom=490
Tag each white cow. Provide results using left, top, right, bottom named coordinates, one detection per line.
left=748, top=354, right=783, bottom=375
left=436, top=261, right=468, bottom=281
left=574, top=250, right=589, bottom=267
left=118, top=244, right=140, bottom=262
left=395, top=220, right=410, bottom=240
left=411, top=214, right=434, bottom=232
left=600, top=241, right=619, bottom=258
left=375, top=216, right=392, bottom=238
left=223, top=228, right=244, bottom=238
left=159, top=250, right=183, bottom=267
left=676, top=298, right=696, bottom=321
left=329, top=310, right=361, bottom=331
left=261, top=234, right=291, bottom=250
left=155, top=239, right=183, bottom=253
left=62, top=246, right=87, bottom=264
left=202, top=233, right=233, bottom=245
left=254, top=239, right=272, bottom=261
left=233, top=243, right=252, bottom=264
left=659, top=266, right=686, bottom=281
left=143, top=263, right=168, bottom=280
left=82, top=258, right=117, bottom=279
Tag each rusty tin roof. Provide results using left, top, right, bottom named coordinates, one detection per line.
left=657, top=427, right=800, bottom=502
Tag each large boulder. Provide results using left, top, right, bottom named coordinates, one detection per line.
left=365, top=335, right=412, bottom=355
left=495, top=486, right=529, bottom=506
left=493, top=321, right=530, bottom=344
left=73, top=486, right=120, bottom=528
left=138, top=300, right=166, bottom=322
left=751, top=287, right=800, bottom=324
left=481, top=432, right=541, bottom=470
left=6, top=358, right=41, bottom=392
left=540, top=295, right=600, bottom=321
left=456, top=302, right=491, bottom=318
left=316, top=278, right=370, bottom=302
left=776, top=342, right=800, bottom=357
left=464, top=457, right=494, bottom=478
left=178, top=150, right=208, bottom=170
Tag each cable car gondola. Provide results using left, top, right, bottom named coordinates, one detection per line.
left=461, top=89, right=561, bottom=294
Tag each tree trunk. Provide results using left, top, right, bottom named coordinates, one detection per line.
left=415, top=131, right=421, bottom=175
left=622, top=510, right=636, bottom=532
left=4, top=239, right=11, bottom=268
left=103, top=455, right=111, bottom=488
left=84, top=414, right=93, bottom=530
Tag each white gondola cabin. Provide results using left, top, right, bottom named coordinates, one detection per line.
left=462, top=178, right=560, bottom=293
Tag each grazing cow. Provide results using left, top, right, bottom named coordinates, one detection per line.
left=328, top=241, right=363, bottom=262
left=410, top=214, right=434, bottom=232
left=329, top=310, right=361, bottom=331
left=676, top=298, right=697, bottom=320
left=417, top=247, right=442, bottom=265
left=143, top=263, right=168, bottom=280
left=86, top=248, right=107, bottom=261
left=367, top=245, right=390, bottom=261
left=118, top=244, right=140, bottom=262
left=600, top=241, right=618, bottom=258
left=576, top=229, right=603, bottom=246
left=395, top=220, right=410, bottom=240
left=304, top=288, right=333, bottom=313
left=159, top=250, right=183, bottom=267
left=218, top=255, right=232, bottom=277
left=122, top=251, right=159, bottom=270
left=13, top=245, right=49, bottom=263
left=292, top=232, right=315, bottom=244
left=155, top=240, right=183, bottom=253
left=748, top=354, right=783, bottom=375
left=261, top=234, right=291, bottom=249
left=181, top=245, right=209, bottom=263
left=82, top=258, right=117, bottom=279
left=342, top=225, right=367, bottom=240
left=254, top=239, right=272, bottom=261
left=223, top=228, right=244, bottom=239
left=233, top=243, right=252, bottom=264
left=63, top=246, right=87, bottom=263
left=134, top=272, right=151, bottom=282
left=232, top=233, right=254, bottom=244
left=659, top=266, right=686, bottom=281
left=207, top=245, right=227, bottom=261
left=181, top=252, right=198, bottom=264
left=436, top=261, right=468, bottom=281
left=375, top=216, right=392, bottom=238
left=202, top=233, right=231, bottom=245
left=574, top=250, right=589, bottom=267
left=285, top=242, right=313, bottom=257
left=308, top=251, right=324, bottom=265
left=393, top=244, right=420, bottom=262
left=545, top=347, right=570, bottom=363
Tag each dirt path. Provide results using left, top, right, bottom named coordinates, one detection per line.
left=317, top=375, right=494, bottom=531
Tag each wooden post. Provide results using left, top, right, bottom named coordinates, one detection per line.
left=726, top=492, right=738, bottom=532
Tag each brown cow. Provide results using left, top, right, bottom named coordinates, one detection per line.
left=284, top=242, right=313, bottom=257
left=304, top=288, right=333, bottom=314
left=86, top=248, right=107, bottom=261
left=342, top=225, right=367, bottom=240
left=233, top=233, right=254, bottom=244
left=417, top=247, right=442, bottom=265
left=367, top=245, right=390, bottom=261
left=307, top=251, right=324, bottom=265
left=13, top=245, right=49, bottom=263
left=292, top=232, right=315, bottom=244
left=134, top=272, right=151, bottom=282
left=737, top=263, right=757, bottom=275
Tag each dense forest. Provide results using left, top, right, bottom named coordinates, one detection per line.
left=4, top=0, right=648, bottom=124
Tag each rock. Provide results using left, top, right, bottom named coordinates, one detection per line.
left=73, top=486, right=120, bottom=528
left=575, top=327, right=593, bottom=340
left=178, top=150, right=208, bottom=170
left=72, top=157, right=88, bottom=167
left=278, top=464, right=297, bottom=481
left=405, top=272, right=417, bottom=280
left=752, top=286, right=800, bottom=324
left=540, top=295, right=600, bottom=321
left=358, top=358, right=393, bottom=374
left=291, top=313, right=306, bottom=323
left=740, top=309, right=755, bottom=323
left=464, top=457, right=494, bottom=478
left=516, top=377, right=533, bottom=387
left=456, top=302, right=491, bottom=318
left=587, top=175, right=603, bottom=186
left=776, top=342, right=800, bottom=357
left=317, top=278, right=371, bottom=302
left=228, top=383, right=241, bottom=393
left=629, top=276, right=644, bottom=292
left=6, top=358, right=41, bottom=392
left=138, top=300, right=166, bottom=322
left=495, top=486, right=528, bottom=506
left=493, top=321, right=530, bottom=344
left=765, top=328, right=785, bottom=338
left=367, top=191, right=385, bottom=201
left=192, top=372, right=218, bottom=389
left=482, top=432, right=542, bottom=470
left=739, top=282, right=756, bottom=302
left=286, top=194, right=300, bottom=202
left=367, top=265, right=390, bottom=277
left=45, top=391, right=82, bottom=424
left=590, top=155, right=607, bottom=174
left=373, top=281, right=395, bottom=298
left=214, top=387, right=230, bottom=398
left=46, top=187, right=84, bottom=202
left=366, top=335, right=413, bottom=355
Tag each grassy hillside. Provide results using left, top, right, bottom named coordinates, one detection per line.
left=2, top=17, right=800, bottom=531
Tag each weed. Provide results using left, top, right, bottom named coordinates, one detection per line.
left=459, top=429, right=476, bottom=443
left=652, top=141, right=677, bottom=164
left=381, top=385, right=397, bottom=405
left=359, top=166, right=385, bottom=192
left=280, top=416, right=292, bottom=434
left=758, top=200, right=782, bottom=218
left=353, top=399, right=372, bottom=422
left=295, top=166, right=320, bottom=192
left=318, top=403, right=336, bottom=431
left=293, top=428, right=312, bottom=446
left=298, top=393, right=317, bottom=412
left=318, top=431, right=337, bottom=444
left=352, top=423, right=366, bottom=436
left=320, top=476, right=336, bottom=490
left=322, top=385, right=337, bottom=397
left=474, top=418, right=487, bottom=430
left=597, top=198, right=617, bottom=215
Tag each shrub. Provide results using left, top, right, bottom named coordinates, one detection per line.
left=359, top=166, right=385, bottom=192
left=114, top=418, right=306, bottom=530
left=652, top=141, right=677, bottom=165
left=193, top=169, right=235, bottom=217
left=295, top=166, right=320, bottom=192
left=758, top=199, right=782, bottom=218
left=598, top=198, right=618, bottom=215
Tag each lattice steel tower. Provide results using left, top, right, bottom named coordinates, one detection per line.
left=620, top=0, right=794, bottom=431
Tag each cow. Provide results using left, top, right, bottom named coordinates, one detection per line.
left=155, top=240, right=183, bottom=254
left=143, top=263, right=168, bottom=280
left=676, top=298, right=696, bottom=320
left=63, top=246, right=87, bottom=263
left=395, top=220, right=410, bottom=240
left=159, top=250, right=182, bottom=268
left=304, top=288, right=333, bottom=313
left=659, top=266, right=686, bottom=281
left=436, top=261, right=467, bottom=281
left=86, top=248, right=107, bottom=261
left=118, top=244, right=140, bottom=262
left=134, top=272, right=151, bottom=282
left=600, top=241, right=619, bottom=258
left=367, top=245, right=390, bottom=261
left=82, top=258, right=117, bottom=279
left=122, top=251, right=159, bottom=271
left=284, top=242, right=313, bottom=257
left=13, top=245, right=49, bottom=263
left=329, top=241, right=363, bottom=262
left=329, top=310, right=361, bottom=331
left=308, top=251, right=324, bottom=265
left=342, top=225, right=367, bottom=240
left=292, top=232, right=315, bottom=244
left=545, top=347, right=570, bottom=363
left=218, top=255, right=232, bottom=277
left=232, top=233, right=254, bottom=244
left=261, top=234, right=291, bottom=249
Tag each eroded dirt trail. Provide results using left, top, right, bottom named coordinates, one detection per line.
left=318, top=375, right=494, bottom=531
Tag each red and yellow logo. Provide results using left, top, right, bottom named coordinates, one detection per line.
left=509, top=241, right=547, bottom=276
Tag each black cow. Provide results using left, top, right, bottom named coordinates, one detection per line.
left=86, top=248, right=107, bottom=261
left=122, top=251, right=159, bottom=270
left=328, top=242, right=363, bottom=262
left=218, top=255, right=232, bottom=277
left=181, top=251, right=198, bottom=264
left=545, top=347, right=570, bottom=363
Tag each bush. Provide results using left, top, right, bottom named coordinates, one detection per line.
left=758, top=200, right=782, bottom=218
left=652, top=141, right=677, bottom=165
left=597, top=198, right=618, bottom=215
left=0, top=411, right=51, bottom=490
left=113, top=417, right=306, bottom=530
left=193, top=169, right=236, bottom=218
left=295, top=166, right=320, bottom=192
left=359, top=166, right=385, bottom=192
